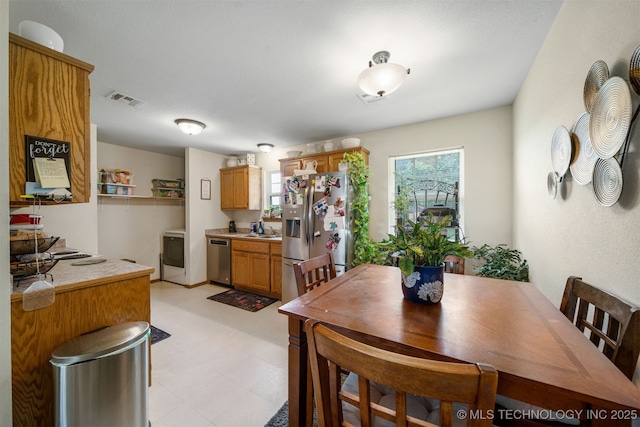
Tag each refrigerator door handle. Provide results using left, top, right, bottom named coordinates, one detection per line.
left=306, top=184, right=313, bottom=247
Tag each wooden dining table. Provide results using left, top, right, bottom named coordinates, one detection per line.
left=278, top=264, right=640, bottom=427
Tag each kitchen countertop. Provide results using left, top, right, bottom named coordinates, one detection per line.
left=205, top=229, right=282, bottom=241
left=11, top=257, right=154, bottom=301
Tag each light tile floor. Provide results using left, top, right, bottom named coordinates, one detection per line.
left=149, top=281, right=289, bottom=427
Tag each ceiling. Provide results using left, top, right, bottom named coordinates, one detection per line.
left=8, top=0, right=564, bottom=158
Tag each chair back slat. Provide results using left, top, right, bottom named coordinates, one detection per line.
left=560, top=276, right=640, bottom=379
left=293, top=253, right=337, bottom=296
left=305, top=319, right=498, bottom=427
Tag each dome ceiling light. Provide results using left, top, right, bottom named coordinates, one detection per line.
left=257, top=143, right=274, bottom=153
left=357, top=51, right=410, bottom=97
left=175, top=119, right=206, bottom=135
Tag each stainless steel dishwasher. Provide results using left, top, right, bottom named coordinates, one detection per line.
left=207, top=238, right=231, bottom=285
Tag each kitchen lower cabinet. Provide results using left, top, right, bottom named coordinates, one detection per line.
left=270, top=242, right=282, bottom=297
left=231, top=239, right=282, bottom=298
left=232, top=240, right=271, bottom=294
left=10, top=260, right=153, bottom=427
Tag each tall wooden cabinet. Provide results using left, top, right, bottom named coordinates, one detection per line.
left=9, top=33, right=94, bottom=205
left=279, top=146, right=369, bottom=176
left=220, top=165, right=262, bottom=210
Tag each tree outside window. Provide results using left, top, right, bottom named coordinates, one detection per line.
left=390, top=149, right=463, bottom=239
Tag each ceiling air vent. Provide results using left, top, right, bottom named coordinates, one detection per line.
left=356, top=92, right=387, bottom=105
left=107, top=91, right=147, bottom=108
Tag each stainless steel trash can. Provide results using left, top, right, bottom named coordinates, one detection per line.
left=51, top=321, right=150, bottom=427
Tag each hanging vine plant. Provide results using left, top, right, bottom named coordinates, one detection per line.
left=342, top=151, right=385, bottom=266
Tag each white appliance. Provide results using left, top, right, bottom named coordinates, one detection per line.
left=281, top=171, right=353, bottom=302
left=162, top=230, right=187, bottom=285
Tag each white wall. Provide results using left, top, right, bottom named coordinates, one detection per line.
left=513, top=0, right=640, bottom=307
left=256, top=106, right=514, bottom=266
left=354, top=107, right=513, bottom=249
left=10, top=125, right=99, bottom=253
left=97, top=142, right=185, bottom=280
left=185, top=147, right=230, bottom=285
left=1, top=4, right=13, bottom=424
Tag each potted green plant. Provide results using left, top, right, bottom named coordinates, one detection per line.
left=471, top=244, right=529, bottom=282
left=379, top=214, right=473, bottom=304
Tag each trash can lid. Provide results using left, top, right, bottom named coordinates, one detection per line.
left=51, top=321, right=150, bottom=365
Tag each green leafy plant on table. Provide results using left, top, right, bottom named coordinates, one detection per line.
left=379, top=214, right=473, bottom=276
left=471, top=243, right=529, bottom=282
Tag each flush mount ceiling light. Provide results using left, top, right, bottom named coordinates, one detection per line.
left=357, top=51, right=410, bottom=97
left=257, top=143, right=274, bottom=153
left=175, top=119, right=205, bottom=135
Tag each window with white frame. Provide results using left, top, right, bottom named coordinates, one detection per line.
left=389, top=148, right=464, bottom=240
left=265, top=170, right=281, bottom=208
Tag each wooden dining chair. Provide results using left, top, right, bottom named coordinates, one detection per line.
left=444, top=255, right=465, bottom=274
left=494, top=276, right=640, bottom=426
left=293, top=252, right=337, bottom=297
left=304, top=318, right=498, bottom=427
left=293, top=253, right=338, bottom=422
left=560, top=275, right=640, bottom=380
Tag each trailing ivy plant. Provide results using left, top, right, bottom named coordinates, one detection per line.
left=391, top=172, right=412, bottom=227
left=342, top=151, right=384, bottom=266
left=471, top=243, right=529, bottom=282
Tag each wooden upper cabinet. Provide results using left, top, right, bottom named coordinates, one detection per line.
left=328, top=148, right=369, bottom=171
left=220, top=165, right=262, bottom=210
left=279, top=146, right=369, bottom=176
left=305, top=156, right=328, bottom=173
left=9, top=33, right=94, bottom=205
left=281, top=159, right=302, bottom=176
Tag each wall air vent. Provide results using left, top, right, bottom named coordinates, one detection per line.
left=356, top=92, right=388, bottom=105
left=107, top=91, right=147, bottom=108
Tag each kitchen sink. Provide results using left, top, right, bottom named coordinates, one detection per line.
left=239, top=233, right=280, bottom=239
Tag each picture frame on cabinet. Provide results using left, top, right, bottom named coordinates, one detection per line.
left=201, top=178, right=211, bottom=200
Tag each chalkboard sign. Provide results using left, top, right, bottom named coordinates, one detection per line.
left=25, top=135, right=71, bottom=190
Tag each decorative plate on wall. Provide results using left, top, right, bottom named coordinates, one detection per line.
left=590, top=76, right=632, bottom=159
left=547, top=171, right=559, bottom=199
left=583, top=60, right=609, bottom=113
left=592, top=157, right=623, bottom=207
left=629, top=44, right=640, bottom=95
left=551, top=125, right=573, bottom=177
left=570, top=112, right=597, bottom=185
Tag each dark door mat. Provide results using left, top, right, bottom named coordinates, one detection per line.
left=150, top=325, right=171, bottom=345
left=207, top=289, right=277, bottom=312
left=265, top=401, right=318, bottom=427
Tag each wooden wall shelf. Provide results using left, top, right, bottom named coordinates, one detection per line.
left=97, top=194, right=184, bottom=201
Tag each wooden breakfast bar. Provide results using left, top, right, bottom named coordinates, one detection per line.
left=10, top=258, right=154, bottom=427
left=279, top=264, right=640, bottom=427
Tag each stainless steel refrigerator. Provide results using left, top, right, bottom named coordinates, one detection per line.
left=281, top=171, right=354, bottom=302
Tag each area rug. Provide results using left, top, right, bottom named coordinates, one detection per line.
left=207, top=289, right=277, bottom=312
left=150, top=325, right=171, bottom=345
left=265, top=402, right=289, bottom=427
left=265, top=402, right=318, bottom=427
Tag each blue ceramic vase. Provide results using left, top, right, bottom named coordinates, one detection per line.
left=401, top=264, right=445, bottom=304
